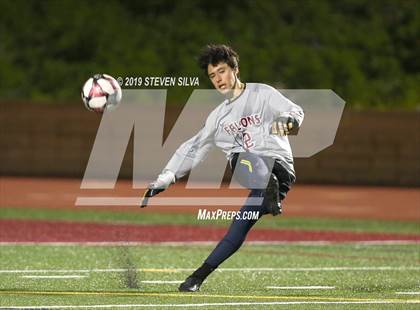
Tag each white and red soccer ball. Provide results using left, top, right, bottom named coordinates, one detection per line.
left=81, top=74, right=122, bottom=112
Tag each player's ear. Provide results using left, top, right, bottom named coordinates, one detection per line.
left=233, top=67, right=239, bottom=76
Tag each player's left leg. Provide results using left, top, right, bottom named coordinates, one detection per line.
left=263, top=159, right=296, bottom=216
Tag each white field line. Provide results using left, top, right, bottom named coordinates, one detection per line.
left=140, top=280, right=183, bottom=284
left=21, top=275, right=87, bottom=279
left=1, top=266, right=419, bottom=274
left=266, top=286, right=335, bottom=290
left=396, top=292, right=420, bottom=295
left=4, top=300, right=420, bottom=308
left=19, top=275, right=179, bottom=283
left=0, top=240, right=418, bottom=246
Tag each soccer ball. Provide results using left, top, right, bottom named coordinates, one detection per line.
left=81, top=74, right=122, bottom=112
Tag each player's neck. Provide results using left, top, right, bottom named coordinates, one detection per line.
left=228, top=80, right=244, bottom=101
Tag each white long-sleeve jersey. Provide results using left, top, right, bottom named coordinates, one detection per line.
left=164, top=83, right=304, bottom=178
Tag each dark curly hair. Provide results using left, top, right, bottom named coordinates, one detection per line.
left=198, top=44, right=239, bottom=75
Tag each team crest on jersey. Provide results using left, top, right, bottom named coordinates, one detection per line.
left=223, top=114, right=261, bottom=135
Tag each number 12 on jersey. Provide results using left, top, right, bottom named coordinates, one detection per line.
left=242, top=132, right=254, bottom=149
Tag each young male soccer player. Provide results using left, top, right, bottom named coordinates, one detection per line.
left=141, top=44, right=304, bottom=292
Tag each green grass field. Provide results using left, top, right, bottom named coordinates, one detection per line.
left=1, top=206, right=419, bottom=308
left=1, top=243, right=419, bottom=308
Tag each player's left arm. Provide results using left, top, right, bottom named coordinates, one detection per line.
left=267, top=89, right=304, bottom=136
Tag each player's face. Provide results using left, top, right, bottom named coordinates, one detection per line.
left=207, top=62, right=238, bottom=94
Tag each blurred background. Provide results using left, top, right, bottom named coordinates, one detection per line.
left=0, top=0, right=418, bottom=186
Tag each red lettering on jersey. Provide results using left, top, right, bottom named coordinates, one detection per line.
left=246, top=115, right=255, bottom=125
left=240, top=117, right=248, bottom=127
left=225, top=114, right=261, bottom=136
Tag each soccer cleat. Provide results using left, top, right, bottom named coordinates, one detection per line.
left=178, top=276, right=203, bottom=292
left=264, top=174, right=281, bottom=216
left=276, top=201, right=283, bottom=215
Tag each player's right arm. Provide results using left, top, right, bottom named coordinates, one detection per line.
left=141, top=111, right=217, bottom=207
left=162, top=125, right=215, bottom=180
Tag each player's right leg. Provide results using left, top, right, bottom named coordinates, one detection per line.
left=178, top=154, right=295, bottom=292
left=178, top=190, right=266, bottom=292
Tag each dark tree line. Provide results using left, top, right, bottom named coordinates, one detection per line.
left=0, top=0, right=418, bottom=108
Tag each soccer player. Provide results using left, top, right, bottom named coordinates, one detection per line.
left=142, top=44, right=304, bottom=292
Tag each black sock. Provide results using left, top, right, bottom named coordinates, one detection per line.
left=191, top=263, right=215, bottom=281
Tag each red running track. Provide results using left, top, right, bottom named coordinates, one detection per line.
left=1, top=219, right=419, bottom=243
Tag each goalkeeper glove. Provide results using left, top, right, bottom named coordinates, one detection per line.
left=140, top=170, right=175, bottom=208
left=271, top=116, right=299, bottom=136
